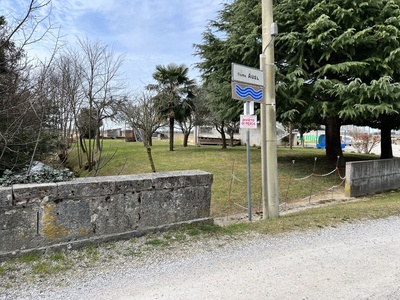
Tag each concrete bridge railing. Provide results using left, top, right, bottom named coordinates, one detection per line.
left=0, top=170, right=213, bottom=260
left=345, top=158, right=400, bottom=197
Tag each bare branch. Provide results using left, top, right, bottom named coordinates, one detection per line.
left=1, top=0, right=53, bottom=49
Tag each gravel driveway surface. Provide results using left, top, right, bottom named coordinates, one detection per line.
left=2, top=216, right=400, bottom=300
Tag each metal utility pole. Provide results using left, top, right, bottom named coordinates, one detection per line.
left=261, top=0, right=279, bottom=218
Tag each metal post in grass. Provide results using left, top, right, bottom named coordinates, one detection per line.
left=245, top=101, right=252, bottom=221
left=309, top=157, right=317, bottom=203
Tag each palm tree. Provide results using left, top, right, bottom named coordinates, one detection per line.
left=147, top=63, right=196, bottom=151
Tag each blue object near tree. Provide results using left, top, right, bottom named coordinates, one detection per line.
left=316, top=134, right=326, bottom=149
left=316, top=134, right=345, bottom=149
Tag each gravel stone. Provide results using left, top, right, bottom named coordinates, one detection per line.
left=1, top=216, right=400, bottom=299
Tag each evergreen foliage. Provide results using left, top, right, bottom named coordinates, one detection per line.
left=275, top=0, right=400, bottom=159
left=195, top=0, right=400, bottom=161
left=194, top=0, right=261, bottom=149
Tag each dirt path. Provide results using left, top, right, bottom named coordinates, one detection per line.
left=215, top=187, right=350, bottom=226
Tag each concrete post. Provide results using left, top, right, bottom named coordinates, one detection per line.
left=262, top=0, right=279, bottom=218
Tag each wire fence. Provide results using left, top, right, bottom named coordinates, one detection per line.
left=226, top=156, right=347, bottom=218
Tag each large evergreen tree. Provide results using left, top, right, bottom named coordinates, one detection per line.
left=275, top=0, right=400, bottom=161
left=194, top=0, right=261, bottom=149
left=195, top=0, right=400, bottom=162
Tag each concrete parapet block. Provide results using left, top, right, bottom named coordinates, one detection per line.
left=345, top=158, right=400, bottom=197
left=0, top=170, right=213, bottom=260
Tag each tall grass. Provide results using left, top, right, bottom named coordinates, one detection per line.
left=67, top=137, right=376, bottom=217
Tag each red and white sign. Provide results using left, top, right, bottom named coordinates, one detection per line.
left=240, top=115, right=257, bottom=129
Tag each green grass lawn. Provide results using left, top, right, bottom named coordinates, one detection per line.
left=67, top=137, right=379, bottom=217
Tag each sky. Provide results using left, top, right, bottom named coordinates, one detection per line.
left=1, top=0, right=225, bottom=92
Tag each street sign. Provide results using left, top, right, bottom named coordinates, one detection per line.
left=240, top=115, right=257, bottom=129
left=232, top=63, right=264, bottom=86
left=231, top=63, right=264, bottom=222
left=232, top=81, right=264, bottom=102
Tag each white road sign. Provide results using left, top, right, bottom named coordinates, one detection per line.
left=232, top=63, right=264, bottom=86
left=240, top=115, right=257, bottom=129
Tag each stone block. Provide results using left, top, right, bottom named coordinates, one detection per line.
left=39, top=200, right=92, bottom=241
left=114, top=174, right=153, bottom=193
left=0, top=187, right=13, bottom=207
left=152, top=171, right=210, bottom=189
left=89, top=193, right=141, bottom=235
left=140, top=189, right=176, bottom=227
left=174, top=186, right=212, bottom=220
left=0, top=207, right=39, bottom=252
left=57, top=177, right=115, bottom=199
left=12, top=183, right=58, bottom=206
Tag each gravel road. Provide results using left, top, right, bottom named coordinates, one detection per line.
left=2, top=216, right=400, bottom=300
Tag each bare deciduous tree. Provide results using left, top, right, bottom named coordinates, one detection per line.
left=0, top=1, right=61, bottom=175
left=52, top=53, right=84, bottom=163
left=120, top=91, right=165, bottom=172
left=75, top=36, right=126, bottom=171
left=121, top=91, right=165, bottom=146
left=1, top=0, right=54, bottom=50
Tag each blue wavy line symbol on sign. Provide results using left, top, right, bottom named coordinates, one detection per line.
left=235, top=84, right=263, bottom=101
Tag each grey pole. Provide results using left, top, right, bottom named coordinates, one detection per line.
left=246, top=101, right=252, bottom=221
left=260, top=54, right=268, bottom=219
left=262, top=0, right=279, bottom=218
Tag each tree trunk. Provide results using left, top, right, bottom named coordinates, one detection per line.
left=380, top=118, right=393, bottom=159
left=216, top=121, right=227, bottom=150
left=229, top=133, right=234, bottom=147
left=96, top=129, right=102, bottom=152
left=143, top=132, right=156, bottom=172
left=325, top=116, right=343, bottom=166
left=300, top=130, right=305, bottom=147
left=183, top=131, right=190, bottom=147
left=221, top=130, right=227, bottom=150
left=169, top=117, right=174, bottom=151
left=79, top=135, right=87, bottom=153
left=146, top=145, right=156, bottom=172
left=289, top=122, right=293, bottom=150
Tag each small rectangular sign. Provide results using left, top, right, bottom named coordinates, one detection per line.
left=232, top=81, right=264, bottom=103
left=232, top=63, right=264, bottom=86
left=240, top=115, right=257, bottom=129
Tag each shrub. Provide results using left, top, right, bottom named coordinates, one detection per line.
left=352, top=134, right=380, bottom=154
left=0, top=167, right=74, bottom=186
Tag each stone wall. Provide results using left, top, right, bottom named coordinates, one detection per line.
left=0, top=170, right=213, bottom=260
left=345, top=159, right=400, bottom=197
